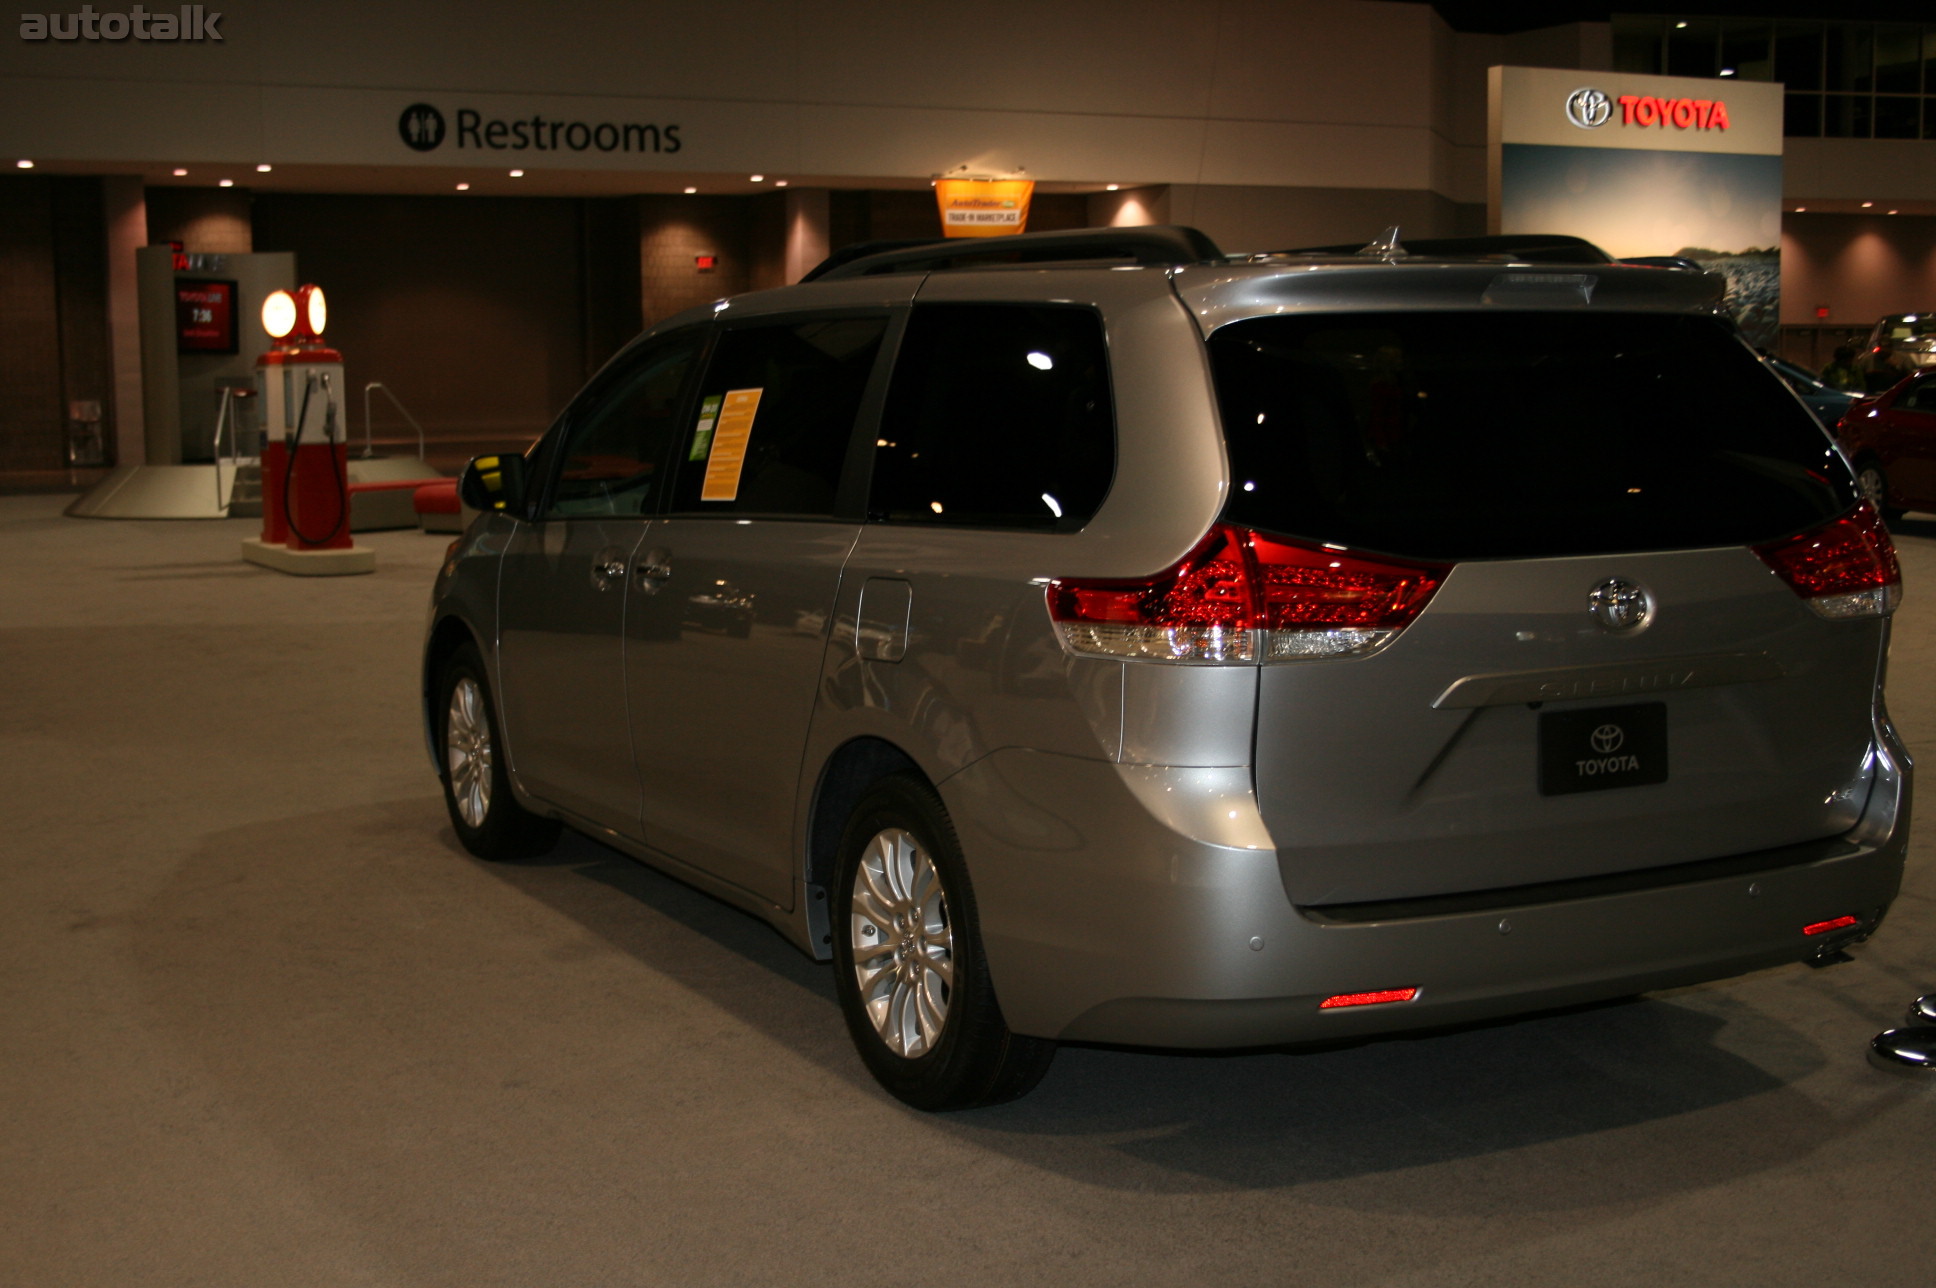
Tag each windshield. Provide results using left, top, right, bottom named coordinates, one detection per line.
left=1208, top=311, right=1855, bottom=561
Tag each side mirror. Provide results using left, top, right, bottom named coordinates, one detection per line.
left=459, top=453, right=528, bottom=517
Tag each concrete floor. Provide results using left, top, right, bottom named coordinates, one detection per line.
left=3, top=493, right=1933, bottom=1288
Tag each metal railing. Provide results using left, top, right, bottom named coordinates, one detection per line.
left=362, top=381, right=427, bottom=460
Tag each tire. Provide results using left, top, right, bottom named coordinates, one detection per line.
left=831, top=773, right=1055, bottom=1110
left=1856, top=460, right=1906, bottom=523
left=436, top=643, right=561, bottom=861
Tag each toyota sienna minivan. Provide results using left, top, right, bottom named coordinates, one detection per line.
left=424, top=226, right=1910, bottom=1110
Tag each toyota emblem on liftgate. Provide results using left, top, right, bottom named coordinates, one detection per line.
left=1588, top=577, right=1651, bottom=632
left=1591, top=723, right=1626, bottom=754
left=1565, top=87, right=1613, bottom=129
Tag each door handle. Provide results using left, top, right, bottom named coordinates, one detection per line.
left=634, top=549, right=672, bottom=593
left=590, top=546, right=627, bottom=591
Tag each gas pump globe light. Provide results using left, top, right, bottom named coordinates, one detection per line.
left=261, top=289, right=298, bottom=340
left=301, top=285, right=327, bottom=338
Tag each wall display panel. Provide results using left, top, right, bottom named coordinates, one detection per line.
left=1490, top=67, right=1785, bottom=346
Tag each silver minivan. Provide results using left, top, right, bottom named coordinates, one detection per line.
left=424, top=227, right=1910, bottom=1110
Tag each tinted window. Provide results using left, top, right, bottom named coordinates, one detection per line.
left=670, top=315, right=887, bottom=517
left=870, top=304, right=1114, bottom=531
left=544, top=330, right=702, bottom=518
left=1209, top=312, right=1855, bottom=561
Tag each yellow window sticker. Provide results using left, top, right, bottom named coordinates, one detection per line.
left=700, top=387, right=762, bottom=502
left=687, top=394, right=722, bottom=462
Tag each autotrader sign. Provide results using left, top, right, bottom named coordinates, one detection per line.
left=397, top=102, right=682, bottom=156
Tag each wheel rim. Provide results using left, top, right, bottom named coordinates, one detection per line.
left=849, top=827, right=954, bottom=1058
left=1859, top=466, right=1888, bottom=510
left=446, top=676, right=493, bottom=829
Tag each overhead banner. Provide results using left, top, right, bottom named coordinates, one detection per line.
left=935, top=179, right=1034, bottom=239
left=1489, top=67, right=1785, bottom=346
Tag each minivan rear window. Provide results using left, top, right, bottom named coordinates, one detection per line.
left=1208, top=312, right=1855, bottom=561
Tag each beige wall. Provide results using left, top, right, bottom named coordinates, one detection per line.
left=1782, top=214, right=1936, bottom=326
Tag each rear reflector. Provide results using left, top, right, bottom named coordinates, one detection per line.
left=1802, top=915, right=1861, bottom=936
left=1319, top=987, right=1420, bottom=1009
left=1753, top=502, right=1901, bottom=620
left=1047, top=524, right=1448, bottom=663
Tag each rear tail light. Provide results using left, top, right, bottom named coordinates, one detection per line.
left=1047, top=523, right=1448, bottom=663
left=1319, top=987, right=1419, bottom=1009
left=1752, top=502, right=1901, bottom=620
left=1803, top=914, right=1861, bottom=936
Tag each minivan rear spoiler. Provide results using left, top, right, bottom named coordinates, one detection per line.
left=804, top=225, right=1227, bottom=282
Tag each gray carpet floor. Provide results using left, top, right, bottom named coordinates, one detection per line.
left=3, top=493, right=1933, bottom=1288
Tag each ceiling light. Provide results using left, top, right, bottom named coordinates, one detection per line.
left=775, top=179, right=788, bottom=187
left=1719, top=68, right=1735, bottom=76
left=683, top=186, right=697, bottom=194
left=750, top=174, right=764, bottom=182
left=1889, top=209, right=1899, bottom=215
left=1794, top=206, right=1806, bottom=212
left=1106, top=184, right=1120, bottom=191
left=15, top=159, right=33, bottom=169
left=255, top=163, right=272, bottom=172
left=1674, top=20, right=1688, bottom=28
left=218, top=178, right=234, bottom=187
left=508, top=169, right=524, bottom=177
left=1862, top=201, right=1874, bottom=208
left=172, top=167, right=188, bottom=176
left=455, top=182, right=470, bottom=191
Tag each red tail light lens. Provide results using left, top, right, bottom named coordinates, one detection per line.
left=1753, top=502, right=1901, bottom=620
left=1802, top=914, right=1861, bottom=937
left=1047, top=524, right=1448, bottom=663
left=1319, top=987, right=1419, bottom=1009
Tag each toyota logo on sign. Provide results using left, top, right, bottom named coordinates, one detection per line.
left=1591, top=724, right=1626, bottom=754
left=1565, top=87, right=1612, bottom=129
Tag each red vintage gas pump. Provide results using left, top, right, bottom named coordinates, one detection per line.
left=241, top=284, right=374, bottom=574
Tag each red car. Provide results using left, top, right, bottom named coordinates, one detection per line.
left=1837, top=367, right=1936, bottom=520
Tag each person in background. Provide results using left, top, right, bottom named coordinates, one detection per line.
left=1865, top=340, right=1913, bottom=394
left=1820, top=344, right=1864, bottom=392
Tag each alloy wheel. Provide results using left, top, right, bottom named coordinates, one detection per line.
left=446, top=675, right=493, bottom=829
left=848, top=827, right=954, bottom=1057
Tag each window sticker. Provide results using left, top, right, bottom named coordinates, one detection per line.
left=687, top=394, right=722, bottom=462
left=700, top=387, right=762, bottom=502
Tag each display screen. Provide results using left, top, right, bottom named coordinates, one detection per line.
left=176, top=279, right=238, bottom=354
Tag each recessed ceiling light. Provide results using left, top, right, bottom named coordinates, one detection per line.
left=15, top=159, right=33, bottom=169
left=1794, top=206, right=1806, bottom=212
left=256, top=163, right=272, bottom=172
left=455, top=182, right=470, bottom=191
left=749, top=174, right=764, bottom=182
left=218, top=178, right=234, bottom=187
left=1106, top=184, right=1121, bottom=191
left=172, top=167, right=188, bottom=176
left=508, top=169, right=524, bottom=177
left=1675, top=20, right=1688, bottom=28
left=683, top=186, right=697, bottom=194
left=1719, top=68, right=1735, bottom=76
left=1889, top=209, right=1899, bottom=215
left=1861, top=201, right=1874, bottom=208
left=774, top=179, right=788, bottom=187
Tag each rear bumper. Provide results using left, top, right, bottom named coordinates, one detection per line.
left=944, top=740, right=1909, bottom=1047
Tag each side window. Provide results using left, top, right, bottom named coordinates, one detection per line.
left=544, top=330, right=704, bottom=518
left=870, top=304, right=1114, bottom=531
left=669, top=315, right=888, bottom=517
left=1902, top=378, right=1936, bottom=414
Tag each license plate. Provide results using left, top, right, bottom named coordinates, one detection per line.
left=1538, top=703, right=1668, bottom=796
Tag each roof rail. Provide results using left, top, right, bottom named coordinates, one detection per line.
left=805, top=225, right=1225, bottom=282
left=1270, top=232, right=1615, bottom=265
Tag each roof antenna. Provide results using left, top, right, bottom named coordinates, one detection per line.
left=1358, top=225, right=1405, bottom=257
